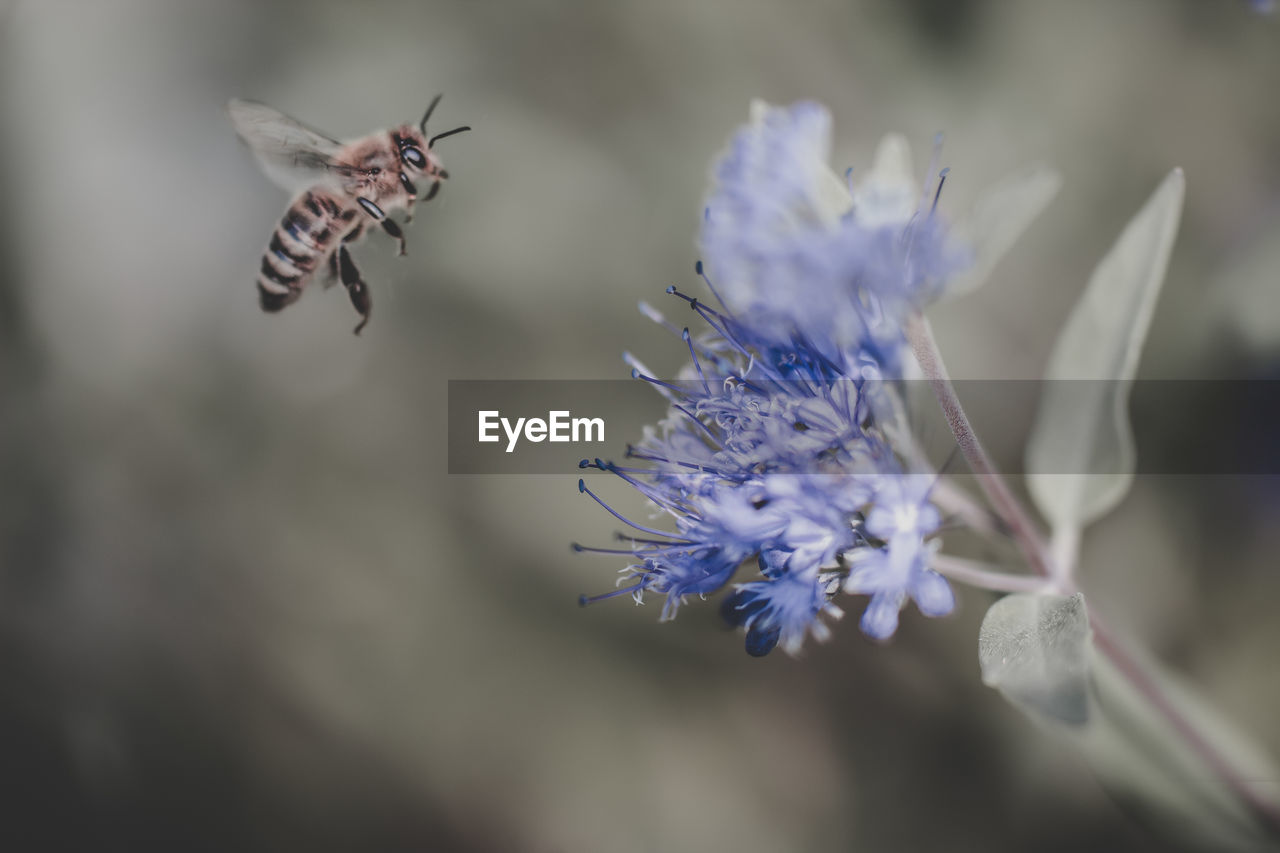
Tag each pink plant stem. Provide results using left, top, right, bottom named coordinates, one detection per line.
left=931, top=554, right=1053, bottom=594
left=905, top=314, right=1055, bottom=579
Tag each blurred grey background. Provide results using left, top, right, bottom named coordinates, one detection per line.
left=1, top=1, right=1278, bottom=850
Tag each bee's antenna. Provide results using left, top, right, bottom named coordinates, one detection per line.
left=429, top=126, right=471, bottom=147
left=419, top=94, right=443, bottom=133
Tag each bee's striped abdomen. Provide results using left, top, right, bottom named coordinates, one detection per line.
left=256, top=190, right=356, bottom=312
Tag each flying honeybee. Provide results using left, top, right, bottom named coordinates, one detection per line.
left=228, top=96, right=470, bottom=333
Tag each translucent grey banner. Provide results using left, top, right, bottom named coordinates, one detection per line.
left=447, top=380, right=1280, bottom=475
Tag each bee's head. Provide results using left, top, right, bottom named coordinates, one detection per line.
left=390, top=96, right=469, bottom=200
left=398, top=95, right=470, bottom=175
left=393, top=126, right=440, bottom=178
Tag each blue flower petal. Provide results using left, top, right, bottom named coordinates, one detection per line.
left=912, top=569, right=956, bottom=618
left=860, top=592, right=904, bottom=641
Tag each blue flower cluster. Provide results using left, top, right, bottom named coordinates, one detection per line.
left=577, top=102, right=965, bottom=655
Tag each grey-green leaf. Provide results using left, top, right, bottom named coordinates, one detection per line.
left=979, top=592, right=1091, bottom=725
left=980, top=591, right=1280, bottom=850
left=1025, top=169, right=1185, bottom=531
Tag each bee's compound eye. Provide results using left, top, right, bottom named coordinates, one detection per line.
left=401, top=146, right=426, bottom=169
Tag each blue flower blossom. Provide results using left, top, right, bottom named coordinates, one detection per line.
left=845, top=475, right=954, bottom=640
left=700, top=101, right=966, bottom=373
left=721, top=563, right=844, bottom=657
left=577, top=101, right=966, bottom=655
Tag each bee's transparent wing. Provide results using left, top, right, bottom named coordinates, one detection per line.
left=227, top=99, right=348, bottom=193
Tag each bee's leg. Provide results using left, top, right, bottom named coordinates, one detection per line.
left=321, top=225, right=364, bottom=290
left=338, top=245, right=371, bottom=335
left=399, top=172, right=418, bottom=223
left=380, top=218, right=406, bottom=257
left=356, top=196, right=406, bottom=256
left=321, top=249, right=339, bottom=288
left=423, top=180, right=441, bottom=202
